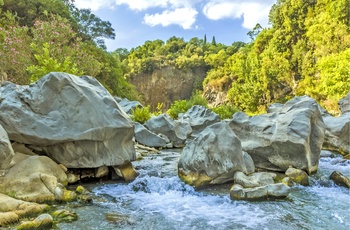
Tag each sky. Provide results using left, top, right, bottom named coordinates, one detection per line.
left=74, top=0, right=277, bottom=51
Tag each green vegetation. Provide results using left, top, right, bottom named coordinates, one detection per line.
left=1, top=0, right=348, bottom=115
left=0, top=0, right=138, bottom=99
left=131, top=106, right=151, bottom=124
left=211, top=105, right=240, bottom=120
left=167, top=93, right=208, bottom=119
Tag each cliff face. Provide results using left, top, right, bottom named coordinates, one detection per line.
left=130, top=67, right=206, bottom=111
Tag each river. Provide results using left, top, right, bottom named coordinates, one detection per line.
left=58, top=149, right=350, bottom=230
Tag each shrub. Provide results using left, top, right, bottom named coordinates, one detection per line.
left=211, top=104, right=240, bottom=120
left=167, top=100, right=189, bottom=119
left=131, top=106, right=151, bottom=124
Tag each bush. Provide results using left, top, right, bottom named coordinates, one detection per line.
left=211, top=104, right=240, bottom=120
left=131, top=106, right=151, bottom=124
left=167, top=93, right=208, bottom=119
left=167, top=100, right=190, bottom=119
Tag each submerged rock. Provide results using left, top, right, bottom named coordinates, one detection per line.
left=229, top=96, right=325, bottom=174
left=178, top=122, right=246, bottom=188
left=0, top=72, right=135, bottom=168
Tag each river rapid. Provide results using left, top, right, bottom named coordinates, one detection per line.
left=59, top=149, right=350, bottom=230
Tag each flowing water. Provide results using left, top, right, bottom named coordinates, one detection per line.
left=59, top=150, right=350, bottom=230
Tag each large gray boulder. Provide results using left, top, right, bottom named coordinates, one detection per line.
left=144, top=114, right=186, bottom=147
left=0, top=72, right=135, bottom=168
left=229, top=96, right=325, bottom=174
left=180, top=105, right=221, bottom=137
left=178, top=122, right=246, bottom=188
left=134, top=122, right=167, bottom=148
left=322, top=93, right=350, bottom=155
left=0, top=125, right=14, bottom=169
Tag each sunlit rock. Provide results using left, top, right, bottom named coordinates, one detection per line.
left=285, top=167, right=310, bottom=186
left=0, top=155, right=68, bottom=203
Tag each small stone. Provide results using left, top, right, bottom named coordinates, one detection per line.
left=95, top=166, right=109, bottom=178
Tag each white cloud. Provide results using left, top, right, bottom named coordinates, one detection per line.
left=115, top=0, right=168, bottom=11
left=143, top=8, right=198, bottom=29
left=203, top=0, right=275, bottom=29
left=74, top=0, right=115, bottom=11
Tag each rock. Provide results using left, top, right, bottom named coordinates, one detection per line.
left=134, top=122, right=167, bottom=148
left=11, top=142, right=35, bottom=156
left=95, top=166, right=109, bottom=178
left=285, top=167, right=310, bottom=186
left=0, top=156, right=68, bottom=203
left=230, top=183, right=290, bottom=201
left=338, top=92, right=350, bottom=114
left=180, top=105, right=221, bottom=137
left=233, top=172, right=276, bottom=188
left=0, top=193, right=48, bottom=226
left=144, top=114, right=185, bottom=147
left=243, top=152, right=255, bottom=174
left=229, top=96, right=325, bottom=174
left=17, top=213, right=53, bottom=230
left=52, top=209, right=78, bottom=222
left=112, top=162, right=139, bottom=181
left=119, top=98, right=143, bottom=114
left=330, top=171, right=350, bottom=188
left=0, top=125, right=14, bottom=170
left=267, top=103, right=284, bottom=113
left=0, top=72, right=135, bottom=168
left=320, top=150, right=335, bottom=158
left=178, top=122, right=246, bottom=188
left=8, top=152, right=32, bottom=168
left=174, top=120, right=192, bottom=140
left=322, top=112, right=350, bottom=155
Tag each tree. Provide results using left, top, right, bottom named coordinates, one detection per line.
left=247, top=23, right=262, bottom=41
left=211, top=36, right=216, bottom=46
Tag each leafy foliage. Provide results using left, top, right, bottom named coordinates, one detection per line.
left=211, top=105, right=240, bottom=120
left=131, top=106, right=151, bottom=124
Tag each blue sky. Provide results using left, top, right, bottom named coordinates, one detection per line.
left=74, top=0, right=277, bottom=51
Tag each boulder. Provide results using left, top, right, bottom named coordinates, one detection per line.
left=0, top=72, right=135, bottom=168
left=338, top=92, right=350, bottom=114
left=229, top=96, right=325, bottom=174
left=0, top=125, right=14, bottom=170
left=178, top=122, right=246, bottom=188
left=233, top=171, right=276, bottom=188
left=119, top=98, right=143, bottom=114
left=322, top=113, right=350, bottom=155
left=330, top=171, right=350, bottom=188
left=180, top=105, right=221, bottom=137
left=267, top=103, right=284, bottom=113
left=285, top=167, right=309, bottom=186
left=144, top=114, right=185, bottom=147
left=230, top=183, right=290, bottom=201
left=0, top=155, right=68, bottom=202
left=134, top=122, right=167, bottom=148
